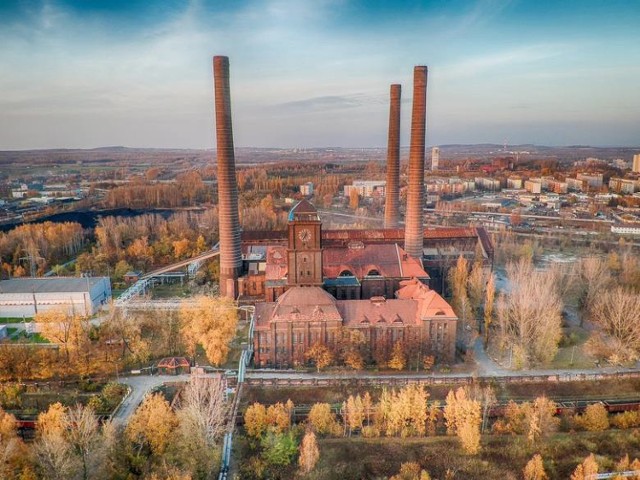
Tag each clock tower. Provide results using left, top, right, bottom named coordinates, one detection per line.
left=287, top=200, right=323, bottom=286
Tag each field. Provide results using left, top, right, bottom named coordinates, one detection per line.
left=307, top=431, right=640, bottom=480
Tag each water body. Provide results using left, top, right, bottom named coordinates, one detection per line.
left=0, top=208, right=197, bottom=232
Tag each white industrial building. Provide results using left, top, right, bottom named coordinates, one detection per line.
left=0, top=277, right=111, bottom=318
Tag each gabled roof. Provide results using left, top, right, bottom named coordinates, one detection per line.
left=336, top=298, right=419, bottom=327
left=157, top=357, right=190, bottom=368
left=323, top=244, right=429, bottom=279
left=396, top=278, right=457, bottom=319
left=288, top=199, right=319, bottom=221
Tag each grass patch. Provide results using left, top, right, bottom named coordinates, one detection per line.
left=150, top=283, right=191, bottom=299
left=6, top=331, right=51, bottom=344
left=0, top=317, right=34, bottom=323
left=551, top=327, right=597, bottom=369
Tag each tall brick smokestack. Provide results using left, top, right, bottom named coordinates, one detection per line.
left=213, top=56, right=242, bottom=298
left=384, top=84, right=401, bottom=228
left=404, top=66, right=428, bottom=259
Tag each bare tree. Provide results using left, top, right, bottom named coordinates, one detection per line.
left=177, top=375, right=228, bottom=447
left=576, top=257, right=611, bottom=318
left=589, top=287, right=640, bottom=361
left=65, top=405, right=111, bottom=480
left=495, top=260, right=563, bottom=367
left=33, top=432, right=80, bottom=480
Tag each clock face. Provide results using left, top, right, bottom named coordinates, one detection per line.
left=298, top=228, right=312, bottom=242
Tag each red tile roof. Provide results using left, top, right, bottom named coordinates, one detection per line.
left=336, top=298, right=419, bottom=326
left=396, top=278, right=457, bottom=319
left=322, top=243, right=428, bottom=279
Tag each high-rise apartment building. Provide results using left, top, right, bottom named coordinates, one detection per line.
left=431, top=146, right=440, bottom=171
left=633, top=154, right=640, bottom=173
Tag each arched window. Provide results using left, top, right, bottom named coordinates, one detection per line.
left=339, top=270, right=354, bottom=277
left=367, top=269, right=381, bottom=276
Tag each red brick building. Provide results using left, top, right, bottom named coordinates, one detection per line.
left=251, top=201, right=458, bottom=367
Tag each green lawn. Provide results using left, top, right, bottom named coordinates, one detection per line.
left=551, top=327, right=598, bottom=369
left=1, top=317, right=34, bottom=323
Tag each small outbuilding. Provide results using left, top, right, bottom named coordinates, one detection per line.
left=123, top=271, right=142, bottom=284
left=157, top=357, right=190, bottom=375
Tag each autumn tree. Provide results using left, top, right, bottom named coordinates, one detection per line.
left=444, top=387, right=481, bottom=455
left=523, top=454, right=548, bottom=480
left=343, top=395, right=364, bottom=436
left=571, top=453, right=598, bottom=480
left=308, top=403, right=340, bottom=436
left=374, top=385, right=428, bottom=438
left=266, top=402, right=291, bottom=433
left=33, top=403, right=113, bottom=480
left=390, top=462, right=431, bottom=480
left=35, top=307, right=90, bottom=363
left=126, top=393, right=179, bottom=456
left=467, top=384, right=496, bottom=434
left=113, top=259, right=133, bottom=282
left=448, top=256, right=472, bottom=332
left=305, top=342, right=334, bottom=372
left=245, top=403, right=269, bottom=439
left=575, top=403, right=609, bottom=432
left=336, top=328, right=366, bottom=370
left=0, top=407, right=29, bottom=480
left=498, top=397, right=559, bottom=442
left=388, top=341, right=407, bottom=371
left=298, top=430, right=320, bottom=475
left=100, top=309, right=151, bottom=362
left=349, top=188, right=360, bottom=210
left=467, top=261, right=486, bottom=316
left=180, top=295, right=238, bottom=366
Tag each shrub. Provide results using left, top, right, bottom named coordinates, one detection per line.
left=361, top=425, right=380, bottom=438
left=575, top=404, right=609, bottom=432
left=260, top=431, right=298, bottom=467
left=611, top=411, right=640, bottom=429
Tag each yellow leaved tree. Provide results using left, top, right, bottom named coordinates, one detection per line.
left=180, top=295, right=238, bottom=366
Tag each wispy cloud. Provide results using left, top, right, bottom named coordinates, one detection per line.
left=442, top=44, right=569, bottom=77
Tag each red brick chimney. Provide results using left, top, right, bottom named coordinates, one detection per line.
left=213, top=56, right=242, bottom=298
left=404, top=66, right=428, bottom=260
left=384, top=84, right=401, bottom=228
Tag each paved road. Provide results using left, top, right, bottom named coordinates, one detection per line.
left=112, top=374, right=191, bottom=427
left=473, top=337, right=509, bottom=376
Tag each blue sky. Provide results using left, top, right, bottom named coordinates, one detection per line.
left=1, top=0, right=639, bottom=149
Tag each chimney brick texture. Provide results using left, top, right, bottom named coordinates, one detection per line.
left=384, top=84, right=401, bottom=228
left=213, top=56, right=242, bottom=298
left=404, top=66, right=428, bottom=259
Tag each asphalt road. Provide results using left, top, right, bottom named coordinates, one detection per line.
left=113, top=374, right=191, bottom=427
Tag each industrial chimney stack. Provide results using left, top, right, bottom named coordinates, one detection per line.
left=384, top=84, right=401, bottom=228
left=404, top=66, right=428, bottom=260
left=213, top=56, right=242, bottom=298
